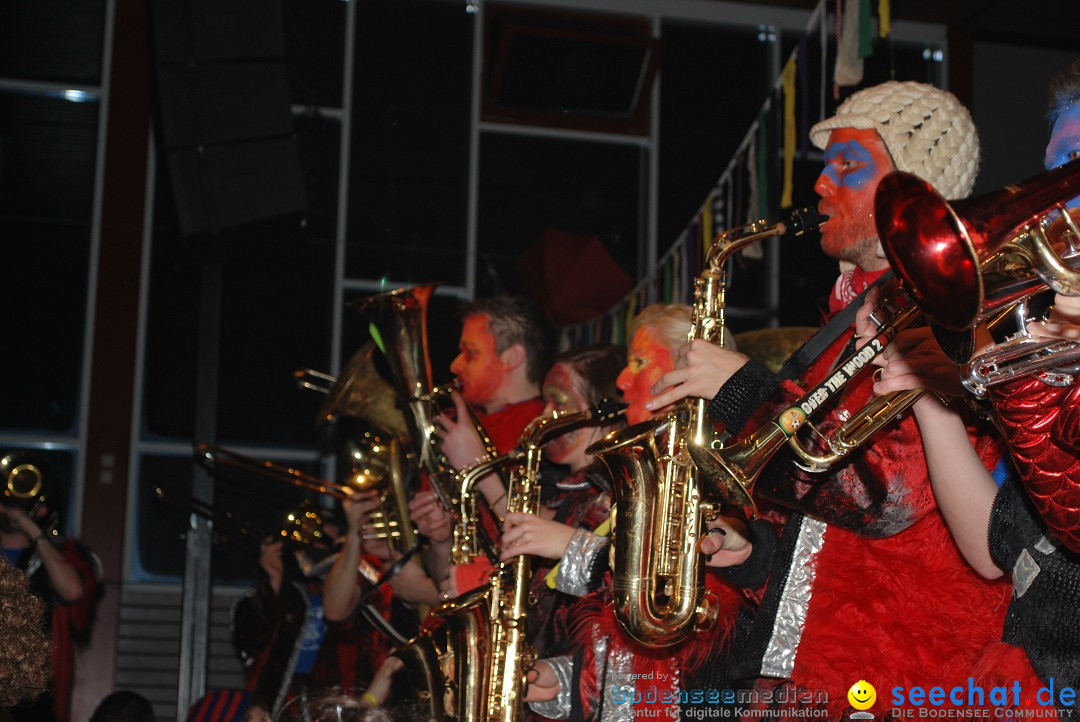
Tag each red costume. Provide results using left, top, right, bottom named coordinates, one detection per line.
left=988, top=377, right=1080, bottom=553
left=476, top=397, right=547, bottom=454
left=722, top=268, right=1018, bottom=718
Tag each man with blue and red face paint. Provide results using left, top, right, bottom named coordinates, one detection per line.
left=647, top=81, right=1019, bottom=718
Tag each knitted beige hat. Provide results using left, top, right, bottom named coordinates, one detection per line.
left=809, top=81, right=980, bottom=200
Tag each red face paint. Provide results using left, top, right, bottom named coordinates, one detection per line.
left=814, top=128, right=896, bottom=267
left=449, top=314, right=503, bottom=407
left=616, top=326, right=675, bottom=426
left=541, top=362, right=597, bottom=470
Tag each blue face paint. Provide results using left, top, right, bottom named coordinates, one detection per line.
left=1045, top=102, right=1080, bottom=212
left=1045, top=102, right=1080, bottom=171
left=821, top=138, right=880, bottom=190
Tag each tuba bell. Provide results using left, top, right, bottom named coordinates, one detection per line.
left=354, top=283, right=504, bottom=563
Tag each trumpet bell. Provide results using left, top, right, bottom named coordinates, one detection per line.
left=1, top=453, right=48, bottom=514
left=875, top=158, right=1080, bottom=333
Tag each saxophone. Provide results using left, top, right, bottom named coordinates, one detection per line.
left=586, top=206, right=821, bottom=647
left=436, top=400, right=623, bottom=721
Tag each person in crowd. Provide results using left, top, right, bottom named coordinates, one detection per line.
left=233, top=517, right=392, bottom=717
left=0, top=465, right=101, bottom=722
left=527, top=306, right=773, bottom=720
left=646, top=81, right=1017, bottom=716
left=0, top=556, right=50, bottom=722
left=88, top=690, right=155, bottom=722
left=861, top=60, right=1080, bottom=709
left=186, top=689, right=268, bottom=722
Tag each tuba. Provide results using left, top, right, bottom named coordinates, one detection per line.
left=587, top=206, right=820, bottom=646
left=355, top=283, right=503, bottom=563
left=434, top=401, right=623, bottom=721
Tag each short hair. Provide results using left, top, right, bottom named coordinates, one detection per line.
left=1047, top=58, right=1080, bottom=128
left=90, top=691, right=155, bottom=722
left=551, top=344, right=626, bottom=408
left=0, top=558, right=50, bottom=708
left=460, top=296, right=556, bottom=385
left=629, top=304, right=692, bottom=356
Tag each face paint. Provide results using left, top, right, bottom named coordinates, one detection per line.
left=1045, top=102, right=1080, bottom=212
left=616, top=326, right=675, bottom=426
left=541, top=362, right=597, bottom=470
left=814, top=128, right=896, bottom=268
left=449, top=314, right=503, bottom=408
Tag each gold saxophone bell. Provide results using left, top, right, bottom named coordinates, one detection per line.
left=588, top=206, right=822, bottom=646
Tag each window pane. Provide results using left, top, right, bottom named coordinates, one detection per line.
left=658, top=21, right=772, bottom=250
left=345, top=0, right=473, bottom=284
left=476, top=134, right=640, bottom=302
left=284, top=0, right=345, bottom=109
left=0, top=0, right=105, bottom=84
left=0, top=90, right=96, bottom=432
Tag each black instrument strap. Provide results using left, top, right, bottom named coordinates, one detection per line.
left=776, top=270, right=894, bottom=381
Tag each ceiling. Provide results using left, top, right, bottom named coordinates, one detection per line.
left=731, top=0, right=1080, bottom=49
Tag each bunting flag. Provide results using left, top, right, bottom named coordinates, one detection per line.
left=859, top=0, right=873, bottom=58
left=756, top=108, right=769, bottom=221
left=878, top=0, right=890, bottom=38
left=781, top=56, right=798, bottom=208
left=561, top=0, right=834, bottom=347
left=835, top=0, right=865, bottom=87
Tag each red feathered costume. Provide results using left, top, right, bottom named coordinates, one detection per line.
left=730, top=268, right=1026, bottom=718
left=988, top=377, right=1080, bottom=553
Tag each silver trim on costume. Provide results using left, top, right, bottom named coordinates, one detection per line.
left=557, top=529, right=608, bottom=597
left=760, top=516, right=827, bottom=679
left=528, top=655, right=575, bottom=719
left=601, top=639, right=636, bottom=722
left=1034, top=534, right=1058, bottom=556
left=1013, top=549, right=1041, bottom=599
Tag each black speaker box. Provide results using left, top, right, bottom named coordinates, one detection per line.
left=167, top=139, right=307, bottom=236
left=151, top=0, right=285, bottom=63
left=156, top=62, right=293, bottom=149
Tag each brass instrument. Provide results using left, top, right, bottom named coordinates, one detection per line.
left=435, top=401, right=623, bottom=721
left=874, top=158, right=1080, bottom=347
left=195, top=440, right=414, bottom=553
left=1, top=453, right=47, bottom=513
left=355, top=283, right=503, bottom=563
left=689, top=299, right=921, bottom=516
left=587, top=206, right=820, bottom=647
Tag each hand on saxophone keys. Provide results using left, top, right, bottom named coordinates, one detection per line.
left=700, top=515, right=753, bottom=568
left=523, top=661, right=560, bottom=703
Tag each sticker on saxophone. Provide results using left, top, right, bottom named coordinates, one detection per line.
left=778, top=407, right=806, bottom=436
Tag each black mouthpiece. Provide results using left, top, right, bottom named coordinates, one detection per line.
left=788, top=206, right=825, bottom=236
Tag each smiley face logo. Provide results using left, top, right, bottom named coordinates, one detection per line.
left=847, top=680, right=876, bottom=711
left=778, top=407, right=806, bottom=435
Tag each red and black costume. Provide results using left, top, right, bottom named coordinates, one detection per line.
left=707, top=268, right=1019, bottom=717
left=232, top=566, right=395, bottom=716
left=5, top=538, right=99, bottom=722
